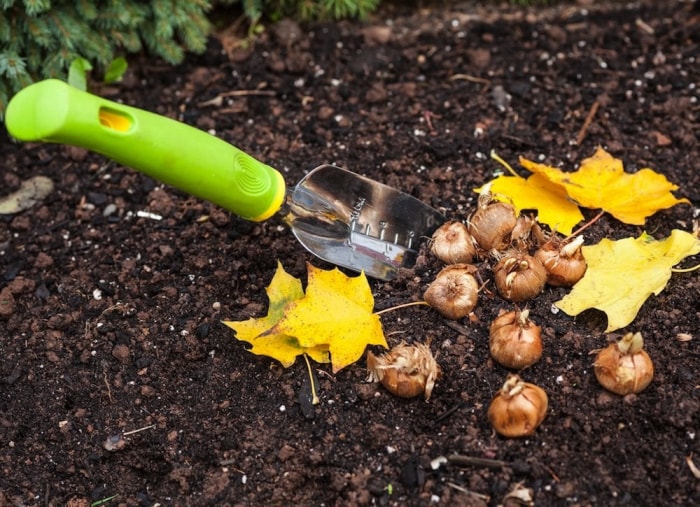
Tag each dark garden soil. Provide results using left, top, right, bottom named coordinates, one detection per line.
left=1, top=1, right=699, bottom=505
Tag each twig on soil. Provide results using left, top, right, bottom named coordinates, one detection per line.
left=423, top=110, right=441, bottom=133
left=686, top=454, right=700, bottom=479
left=447, top=454, right=508, bottom=469
left=500, top=133, right=538, bottom=147
left=102, top=369, right=113, bottom=403
left=219, top=458, right=246, bottom=475
left=543, top=464, right=561, bottom=483
left=434, top=402, right=466, bottom=423
left=635, top=18, right=655, bottom=35
left=198, top=89, right=276, bottom=108
left=567, top=209, right=606, bottom=239
left=316, top=369, right=336, bottom=381
left=449, top=74, right=490, bottom=85
left=123, top=424, right=156, bottom=436
left=446, top=482, right=491, bottom=502
left=576, top=100, right=601, bottom=145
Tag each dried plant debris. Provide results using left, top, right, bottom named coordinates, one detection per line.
left=367, top=342, right=441, bottom=400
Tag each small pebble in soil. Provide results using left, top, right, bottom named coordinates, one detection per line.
left=103, top=203, right=118, bottom=217
left=103, top=434, right=126, bottom=452
left=111, top=344, right=130, bottom=364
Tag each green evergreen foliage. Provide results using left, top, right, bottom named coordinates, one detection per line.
left=232, top=0, right=381, bottom=22
left=0, top=0, right=381, bottom=118
left=0, top=0, right=212, bottom=118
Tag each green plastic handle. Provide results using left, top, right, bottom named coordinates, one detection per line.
left=5, top=79, right=286, bottom=221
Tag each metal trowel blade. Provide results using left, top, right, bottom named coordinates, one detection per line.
left=282, top=165, right=446, bottom=281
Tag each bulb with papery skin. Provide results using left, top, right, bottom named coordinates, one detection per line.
left=535, top=235, right=587, bottom=287
left=489, top=308, right=542, bottom=369
left=467, top=195, right=517, bottom=253
left=424, top=264, right=479, bottom=319
left=594, top=332, right=654, bottom=395
left=367, top=342, right=441, bottom=400
left=430, top=221, right=477, bottom=264
left=487, top=374, right=548, bottom=437
left=493, top=252, right=547, bottom=302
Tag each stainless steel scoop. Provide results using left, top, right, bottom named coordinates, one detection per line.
left=5, top=80, right=445, bottom=280
left=286, top=165, right=445, bottom=280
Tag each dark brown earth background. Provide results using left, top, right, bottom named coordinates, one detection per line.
left=1, top=1, right=699, bottom=505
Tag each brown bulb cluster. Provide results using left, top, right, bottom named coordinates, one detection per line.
left=427, top=187, right=589, bottom=317
left=418, top=184, right=605, bottom=437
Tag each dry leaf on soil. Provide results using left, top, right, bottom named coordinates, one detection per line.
left=475, top=172, right=584, bottom=235
left=556, top=230, right=700, bottom=332
left=477, top=147, right=689, bottom=235
left=224, top=262, right=387, bottom=372
left=520, top=146, right=690, bottom=225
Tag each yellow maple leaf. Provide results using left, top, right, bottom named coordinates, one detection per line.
left=475, top=173, right=584, bottom=235
left=556, top=230, right=700, bottom=332
left=268, top=263, right=387, bottom=373
left=521, top=147, right=690, bottom=225
left=223, top=262, right=330, bottom=367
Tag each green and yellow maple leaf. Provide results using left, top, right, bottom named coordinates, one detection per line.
left=224, top=262, right=387, bottom=372
left=268, top=264, right=387, bottom=373
left=556, top=230, right=700, bottom=332
left=222, top=262, right=330, bottom=367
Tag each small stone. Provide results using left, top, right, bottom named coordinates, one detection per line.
left=555, top=481, right=577, bottom=499
left=0, top=287, right=16, bottom=318
left=111, top=344, right=131, bottom=363
left=103, top=434, right=126, bottom=452
left=34, top=252, right=54, bottom=269
left=140, top=385, right=156, bottom=397
left=365, top=83, right=387, bottom=103
left=354, top=383, right=376, bottom=401
left=318, top=106, right=334, bottom=120
left=362, top=25, right=392, bottom=45
left=103, top=203, right=118, bottom=217
left=277, top=443, right=296, bottom=461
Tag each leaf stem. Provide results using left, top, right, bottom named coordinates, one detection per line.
left=671, top=263, right=700, bottom=273
left=490, top=149, right=520, bottom=177
left=375, top=301, right=430, bottom=315
left=567, top=209, right=605, bottom=239
left=303, top=353, right=320, bottom=405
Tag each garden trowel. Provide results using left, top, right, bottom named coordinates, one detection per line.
left=5, top=79, right=445, bottom=280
